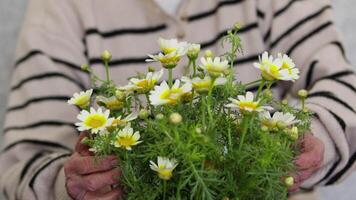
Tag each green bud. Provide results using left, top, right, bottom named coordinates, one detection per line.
left=148, top=66, right=156, bottom=72
left=169, top=112, right=182, bottom=124
left=264, top=89, right=273, bottom=98
left=156, top=113, right=164, bottom=120
left=284, top=177, right=294, bottom=187
left=261, top=126, right=269, bottom=132
left=281, top=99, right=288, bottom=105
left=139, top=108, right=149, bottom=119
left=81, top=64, right=89, bottom=71
left=298, top=89, right=308, bottom=98
left=234, top=23, right=241, bottom=30
left=195, top=127, right=202, bottom=134
left=187, top=43, right=201, bottom=60
left=101, top=50, right=112, bottom=62
left=289, top=126, right=299, bottom=140
left=204, top=50, right=214, bottom=58
left=115, top=89, right=126, bottom=100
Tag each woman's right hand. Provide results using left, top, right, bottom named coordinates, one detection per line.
left=64, top=132, right=123, bottom=200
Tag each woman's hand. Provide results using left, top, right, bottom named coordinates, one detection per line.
left=64, top=132, right=124, bottom=200
left=289, top=134, right=324, bottom=192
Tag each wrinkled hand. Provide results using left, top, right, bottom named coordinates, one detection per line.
left=64, top=132, right=123, bottom=200
left=289, top=134, right=324, bottom=192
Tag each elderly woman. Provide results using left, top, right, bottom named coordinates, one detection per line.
left=0, top=0, right=355, bottom=199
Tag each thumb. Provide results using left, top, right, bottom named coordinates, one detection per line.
left=75, top=131, right=93, bottom=156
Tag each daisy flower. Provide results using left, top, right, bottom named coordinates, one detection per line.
left=149, top=156, right=178, bottom=180
left=254, top=52, right=297, bottom=81
left=149, top=80, right=192, bottom=106
left=200, top=57, right=229, bottom=77
left=109, top=112, right=138, bottom=129
left=158, top=38, right=188, bottom=54
left=113, top=126, right=142, bottom=150
left=278, top=53, right=300, bottom=81
left=260, top=111, right=299, bottom=129
left=96, top=96, right=124, bottom=110
left=181, top=76, right=226, bottom=93
left=128, top=69, right=164, bottom=93
left=146, top=38, right=188, bottom=69
left=146, top=51, right=183, bottom=69
left=225, top=91, right=272, bottom=112
left=67, top=89, right=93, bottom=108
left=75, top=107, right=114, bottom=134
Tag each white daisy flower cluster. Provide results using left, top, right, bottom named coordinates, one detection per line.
left=226, top=91, right=272, bottom=113
left=67, top=28, right=307, bottom=193
left=254, top=52, right=300, bottom=82
left=146, top=38, right=189, bottom=69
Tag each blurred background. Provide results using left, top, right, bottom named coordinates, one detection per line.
left=0, top=1, right=355, bottom=199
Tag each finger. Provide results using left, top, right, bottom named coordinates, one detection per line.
left=295, top=136, right=324, bottom=170
left=66, top=155, right=117, bottom=175
left=295, top=150, right=322, bottom=170
left=84, top=188, right=124, bottom=200
left=80, top=168, right=121, bottom=192
left=75, top=132, right=93, bottom=156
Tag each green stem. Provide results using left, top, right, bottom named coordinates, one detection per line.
left=266, top=81, right=274, bottom=90
left=201, top=96, right=207, bottom=130
left=244, top=79, right=262, bottom=87
left=255, top=79, right=265, bottom=100
left=104, top=61, right=110, bottom=83
left=227, top=109, right=232, bottom=152
left=163, top=181, right=167, bottom=200
left=168, top=69, right=173, bottom=87
left=192, top=60, right=197, bottom=77
left=238, top=114, right=250, bottom=152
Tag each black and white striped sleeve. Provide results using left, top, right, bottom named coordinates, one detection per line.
left=0, top=0, right=89, bottom=199
left=259, top=0, right=356, bottom=187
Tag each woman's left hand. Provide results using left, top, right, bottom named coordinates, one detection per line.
left=289, top=134, right=325, bottom=192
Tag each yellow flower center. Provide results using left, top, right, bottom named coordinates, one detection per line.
left=193, top=80, right=211, bottom=91
left=136, top=79, right=157, bottom=90
left=160, top=88, right=183, bottom=104
left=162, top=47, right=177, bottom=54
left=116, top=136, right=137, bottom=148
left=262, top=63, right=281, bottom=80
left=157, top=168, right=173, bottom=180
left=74, top=96, right=90, bottom=107
left=84, top=114, right=107, bottom=128
left=238, top=101, right=259, bottom=111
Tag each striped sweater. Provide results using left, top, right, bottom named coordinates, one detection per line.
left=1, top=0, right=355, bottom=199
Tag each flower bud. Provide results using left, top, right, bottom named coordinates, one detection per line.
left=204, top=50, right=214, bottom=58
left=261, top=126, right=269, bottom=132
left=115, top=89, right=126, bottom=100
left=169, top=112, right=182, bottom=124
left=155, top=113, right=164, bottom=120
left=195, top=127, right=202, bottom=134
left=284, top=176, right=294, bottom=187
left=148, top=66, right=156, bottom=72
left=289, top=126, right=299, bottom=140
left=101, top=50, right=112, bottom=62
left=281, top=99, right=288, bottom=105
left=81, top=64, right=89, bottom=71
left=187, top=43, right=201, bottom=60
left=234, top=23, right=241, bottom=30
left=264, top=89, right=273, bottom=98
left=139, top=108, right=149, bottom=119
left=298, top=89, right=308, bottom=98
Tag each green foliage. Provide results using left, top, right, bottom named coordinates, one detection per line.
left=77, top=25, right=311, bottom=200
